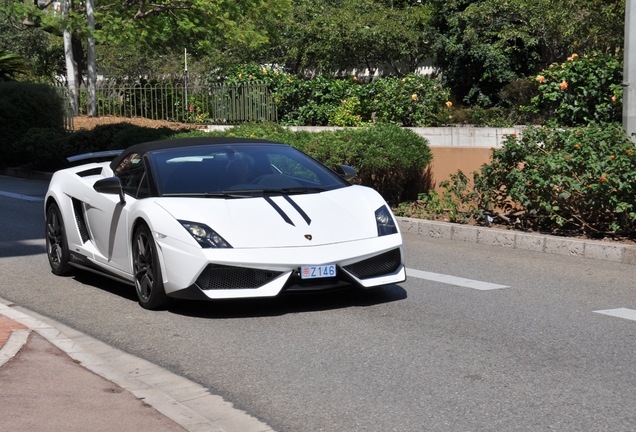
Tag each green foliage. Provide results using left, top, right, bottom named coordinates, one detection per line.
left=0, top=48, right=29, bottom=81
left=268, top=0, right=435, bottom=75
left=67, top=123, right=179, bottom=155
left=394, top=170, right=481, bottom=223
left=0, top=14, right=63, bottom=83
left=0, top=82, right=65, bottom=167
left=429, top=0, right=625, bottom=107
left=224, top=65, right=451, bottom=127
left=368, top=74, right=451, bottom=126
left=328, top=97, right=366, bottom=127
left=522, top=53, right=623, bottom=126
left=475, top=125, right=636, bottom=235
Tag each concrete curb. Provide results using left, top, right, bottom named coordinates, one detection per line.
left=0, top=329, right=31, bottom=368
left=0, top=300, right=275, bottom=432
left=397, top=217, right=636, bottom=266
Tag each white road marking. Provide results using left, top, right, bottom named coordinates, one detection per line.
left=406, top=268, right=509, bottom=290
left=0, top=191, right=43, bottom=202
left=593, top=308, right=636, bottom=322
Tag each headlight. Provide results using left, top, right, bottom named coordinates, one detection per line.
left=375, top=206, right=397, bottom=236
left=179, top=220, right=232, bottom=248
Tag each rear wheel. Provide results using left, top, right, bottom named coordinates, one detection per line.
left=132, top=224, right=168, bottom=310
left=45, top=203, right=73, bottom=276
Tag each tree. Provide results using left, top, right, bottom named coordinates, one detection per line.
left=0, top=14, right=62, bottom=82
left=0, top=48, right=28, bottom=81
left=429, top=0, right=625, bottom=107
left=0, top=0, right=290, bottom=108
left=264, top=0, right=436, bottom=77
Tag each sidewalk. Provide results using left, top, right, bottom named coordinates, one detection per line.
left=0, top=301, right=274, bottom=432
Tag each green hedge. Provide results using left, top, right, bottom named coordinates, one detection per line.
left=0, top=82, right=65, bottom=167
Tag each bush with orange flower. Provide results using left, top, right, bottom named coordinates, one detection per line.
left=522, top=53, right=622, bottom=126
left=475, top=125, right=636, bottom=234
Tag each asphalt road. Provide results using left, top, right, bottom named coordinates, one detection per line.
left=1, top=175, right=635, bottom=432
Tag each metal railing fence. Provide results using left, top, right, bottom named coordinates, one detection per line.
left=51, top=82, right=74, bottom=130
left=73, top=82, right=277, bottom=125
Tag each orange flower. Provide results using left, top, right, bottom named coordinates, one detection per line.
left=565, top=156, right=570, bottom=161
left=574, top=144, right=580, bottom=149
left=611, top=96, right=617, bottom=103
left=571, top=53, right=579, bottom=59
left=627, top=149, right=634, bottom=155
left=411, top=94, right=418, bottom=101
left=446, top=101, right=452, bottom=108
left=559, top=81, right=568, bottom=90
left=536, top=75, right=545, bottom=83
left=600, top=176, right=607, bottom=182
left=610, top=155, right=615, bottom=159
left=248, top=75, right=253, bottom=79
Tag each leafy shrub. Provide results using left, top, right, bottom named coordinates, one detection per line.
left=522, top=53, right=623, bottom=126
left=0, top=82, right=65, bottom=167
left=14, top=128, right=69, bottom=170
left=367, top=74, right=450, bottom=127
left=475, top=125, right=636, bottom=235
left=222, top=64, right=452, bottom=127
left=328, top=97, right=366, bottom=127
left=394, top=170, right=480, bottom=223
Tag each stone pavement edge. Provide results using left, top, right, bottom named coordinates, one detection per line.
left=0, top=299, right=275, bottom=432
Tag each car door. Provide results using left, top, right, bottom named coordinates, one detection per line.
left=85, top=153, right=147, bottom=273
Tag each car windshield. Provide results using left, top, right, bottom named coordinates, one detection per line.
left=147, top=143, right=350, bottom=197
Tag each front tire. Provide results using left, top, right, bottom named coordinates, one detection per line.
left=46, top=202, right=73, bottom=276
left=132, top=224, right=168, bottom=310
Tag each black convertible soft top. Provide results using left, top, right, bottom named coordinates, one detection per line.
left=109, top=137, right=283, bottom=171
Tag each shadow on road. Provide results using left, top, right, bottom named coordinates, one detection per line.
left=168, top=284, right=408, bottom=318
left=72, top=271, right=407, bottom=317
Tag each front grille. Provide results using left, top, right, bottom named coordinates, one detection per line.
left=343, top=248, right=402, bottom=280
left=195, top=264, right=283, bottom=290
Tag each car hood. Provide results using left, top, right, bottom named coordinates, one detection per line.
left=154, top=185, right=388, bottom=248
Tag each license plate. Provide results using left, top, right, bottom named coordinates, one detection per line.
left=300, top=264, right=336, bottom=280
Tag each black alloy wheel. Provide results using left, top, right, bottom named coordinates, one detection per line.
left=45, top=203, right=73, bottom=276
left=132, top=224, right=168, bottom=310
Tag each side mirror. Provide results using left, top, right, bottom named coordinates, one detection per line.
left=94, top=177, right=125, bottom=204
left=334, top=164, right=357, bottom=182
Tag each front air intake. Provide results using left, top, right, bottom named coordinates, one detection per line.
left=195, top=264, right=283, bottom=290
left=343, top=248, right=402, bottom=280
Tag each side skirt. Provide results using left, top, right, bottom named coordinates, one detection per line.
left=70, top=253, right=135, bottom=286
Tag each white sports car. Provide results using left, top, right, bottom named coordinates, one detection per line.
left=45, top=137, right=406, bottom=309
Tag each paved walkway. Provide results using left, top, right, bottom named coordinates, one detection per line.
left=0, top=300, right=274, bottom=432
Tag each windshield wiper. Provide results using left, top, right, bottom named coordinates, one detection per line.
left=161, top=192, right=252, bottom=198
left=220, top=187, right=327, bottom=196
left=162, top=187, right=328, bottom=198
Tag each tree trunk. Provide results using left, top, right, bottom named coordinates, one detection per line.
left=86, top=0, right=96, bottom=117
left=63, top=1, right=77, bottom=115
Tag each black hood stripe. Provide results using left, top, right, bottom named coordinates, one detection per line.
left=282, top=195, right=312, bottom=226
left=264, top=196, right=295, bottom=226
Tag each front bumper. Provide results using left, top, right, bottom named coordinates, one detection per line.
left=156, top=235, right=406, bottom=300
